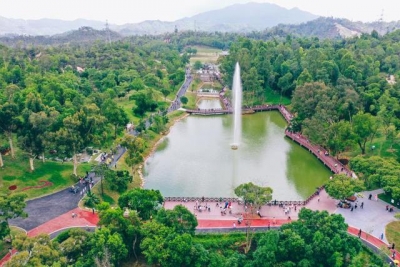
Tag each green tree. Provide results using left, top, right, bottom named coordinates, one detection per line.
left=156, top=205, right=198, bottom=235
left=93, top=162, right=109, bottom=196
left=105, top=169, right=133, bottom=193
left=250, top=209, right=380, bottom=266
left=102, top=99, right=129, bottom=139
left=118, top=188, right=163, bottom=220
left=83, top=191, right=100, bottom=208
left=87, top=227, right=128, bottom=267
left=6, top=234, right=67, bottom=267
left=0, top=103, right=20, bottom=159
left=180, top=96, right=188, bottom=105
left=140, top=221, right=195, bottom=267
left=234, top=182, right=273, bottom=212
left=351, top=112, right=378, bottom=154
left=98, top=204, right=141, bottom=258
left=122, top=135, right=146, bottom=172
left=51, top=105, right=106, bottom=176
left=132, top=90, right=158, bottom=117
left=161, top=88, right=171, bottom=101
left=325, top=174, right=365, bottom=200
left=18, top=108, right=58, bottom=171
left=150, top=114, right=169, bottom=134
left=57, top=229, right=90, bottom=265
left=292, top=82, right=329, bottom=121
left=0, top=193, right=27, bottom=246
left=326, top=121, right=355, bottom=158
left=193, top=60, right=202, bottom=70
left=131, top=78, right=145, bottom=91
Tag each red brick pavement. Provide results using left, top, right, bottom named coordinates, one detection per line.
left=27, top=207, right=99, bottom=237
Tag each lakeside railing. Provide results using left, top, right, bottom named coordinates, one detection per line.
left=163, top=186, right=324, bottom=206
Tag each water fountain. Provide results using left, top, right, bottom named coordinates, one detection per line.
left=231, top=62, right=242, bottom=150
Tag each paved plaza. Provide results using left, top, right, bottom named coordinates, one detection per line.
left=335, top=189, right=398, bottom=244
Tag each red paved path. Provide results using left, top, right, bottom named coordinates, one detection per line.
left=1, top=208, right=98, bottom=266
left=27, top=207, right=98, bottom=237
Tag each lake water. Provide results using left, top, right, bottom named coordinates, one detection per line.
left=144, top=100, right=331, bottom=200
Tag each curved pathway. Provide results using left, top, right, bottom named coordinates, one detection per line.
left=167, top=67, right=192, bottom=113
left=9, top=172, right=97, bottom=231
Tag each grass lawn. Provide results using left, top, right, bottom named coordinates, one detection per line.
left=265, top=88, right=291, bottom=105
left=369, top=135, right=400, bottom=160
left=189, top=45, right=222, bottom=64
left=182, top=91, right=197, bottom=110
left=344, top=131, right=400, bottom=161
left=386, top=221, right=400, bottom=247
left=0, top=155, right=91, bottom=199
left=378, top=193, right=400, bottom=209
left=115, top=93, right=140, bottom=124
left=200, top=82, right=223, bottom=90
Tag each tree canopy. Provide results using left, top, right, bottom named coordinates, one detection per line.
left=325, top=174, right=365, bottom=200
left=234, top=182, right=273, bottom=209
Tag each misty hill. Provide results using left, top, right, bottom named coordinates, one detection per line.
left=114, top=2, right=319, bottom=35
left=0, top=2, right=318, bottom=36
left=0, top=16, right=106, bottom=36
left=263, top=17, right=400, bottom=39
left=0, top=27, right=122, bottom=46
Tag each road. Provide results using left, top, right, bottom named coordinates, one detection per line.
left=167, top=67, right=193, bottom=113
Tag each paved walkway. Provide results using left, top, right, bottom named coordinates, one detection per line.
left=335, top=189, right=398, bottom=244
left=164, top=189, right=336, bottom=222
left=168, top=67, right=192, bottom=113
left=27, top=207, right=98, bottom=237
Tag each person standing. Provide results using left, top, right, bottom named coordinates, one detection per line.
left=358, top=229, right=362, bottom=238
left=360, top=202, right=364, bottom=209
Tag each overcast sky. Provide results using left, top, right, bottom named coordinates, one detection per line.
left=0, top=0, right=398, bottom=24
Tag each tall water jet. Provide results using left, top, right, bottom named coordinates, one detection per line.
left=231, top=62, right=242, bottom=150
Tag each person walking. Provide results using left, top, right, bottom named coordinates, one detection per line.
left=360, top=202, right=364, bottom=209
left=233, top=222, right=236, bottom=229
left=257, top=210, right=262, bottom=218
left=358, top=229, right=362, bottom=238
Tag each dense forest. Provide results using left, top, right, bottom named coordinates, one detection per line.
left=0, top=38, right=187, bottom=174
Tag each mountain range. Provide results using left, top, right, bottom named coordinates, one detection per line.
left=0, top=2, right=318, bottom=36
